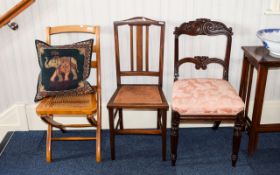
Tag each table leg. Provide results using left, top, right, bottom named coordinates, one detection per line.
left=239, top=55, right=253, bottom=131
left=239, top=55, right=250, bottom=100
left=244, top=64, right=254, bottom=130
left=248, top=65, right=268, bottom=155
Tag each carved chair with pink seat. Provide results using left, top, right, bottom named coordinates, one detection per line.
left=171, top=18, right=245, bottom=167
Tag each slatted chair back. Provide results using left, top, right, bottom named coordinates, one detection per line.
left=114, top=17, right=165, bottom=87
left=173, top=18, right=233, bottom=81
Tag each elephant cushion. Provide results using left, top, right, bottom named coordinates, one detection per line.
left=34, top=39, right=94, bottom=102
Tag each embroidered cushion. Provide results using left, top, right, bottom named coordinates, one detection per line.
left=172, top=78, right=244, bottom=115
left=34, top=39, right=94, bottom=102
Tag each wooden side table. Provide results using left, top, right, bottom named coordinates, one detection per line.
left=240, top=46, right=280, bottom=155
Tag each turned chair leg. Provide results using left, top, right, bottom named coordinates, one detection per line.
left=161, top=110, right=167, bottom=161
left=232, top=113, right=244, bottom=167
left=171, top=111, right=180, bottom=166
left=46, top=123, right=52, bottom=163
left=108, top=108, right=115, bottom=160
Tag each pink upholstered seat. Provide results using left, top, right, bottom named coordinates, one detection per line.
left=172, top=78, right=244, bottom=115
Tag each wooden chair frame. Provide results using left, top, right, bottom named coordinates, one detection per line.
left=107, top=17, right=168, bottom=160
left=36, top=25, right=101, bottom=163
left=171, top=19, right=244, bottom=166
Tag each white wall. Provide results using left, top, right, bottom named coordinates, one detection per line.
left=0, top=0, right=280, bottom=132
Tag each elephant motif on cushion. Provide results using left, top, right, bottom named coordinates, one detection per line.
left=44, top=56, right=78, bottom=82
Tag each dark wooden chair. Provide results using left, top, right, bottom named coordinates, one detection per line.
left=171, top=19, right=245, bottom=166
left=36, top=25, right=101, bottom=163
left=107, top=17, right=168, bottom=160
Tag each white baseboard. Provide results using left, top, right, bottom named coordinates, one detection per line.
left=248, top=100, right=280, bottom=124
left=0, top=104, right=29, bottom=142
left=1, top=101, right=280, bottom=142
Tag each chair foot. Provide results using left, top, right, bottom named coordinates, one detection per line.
left=231, top=154, right=237, bottom=167
left=96, top=156, right=101, bottom=163
left=171, top=154, right=176, bottom=166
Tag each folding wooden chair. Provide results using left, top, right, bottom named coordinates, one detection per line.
left=36, top=25, right=101, bottom=163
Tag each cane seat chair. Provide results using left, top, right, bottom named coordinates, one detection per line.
left=36, top=25, right=101, bottom=163
left=107, top=17, right=168, bottom=160
left=171, top=19, right=245, bottom=166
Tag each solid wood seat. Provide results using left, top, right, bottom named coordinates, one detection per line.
left=107, top=17, right=168, bottom=161
left=170, top=19, right=245, bottom=167
left=35, top=25, right=101, bottom=163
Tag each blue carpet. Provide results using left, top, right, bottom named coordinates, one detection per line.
left=0, top=128, right=279, bottom=175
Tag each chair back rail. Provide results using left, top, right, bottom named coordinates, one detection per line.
left=173, top=18, right=233, bottom=81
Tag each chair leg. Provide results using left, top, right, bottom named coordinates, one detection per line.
left=41, top=115, right=66, bottom=133
left=46, top=123, right=52, bottom=163
left=171, top=111, right=180, bottom=166
left=161, top=110, right=167, bottom=161
left=87, top=114, right=97, bottom=126
left=232, top=113, right=244, bottom=167
left=96, top=113, right=102, bottom=163
left=119, top=109, right=124, bottom=129
left=212, top=121, right=221, bottom=130
left=108, top=108, right=115, bottom=160
left=157, top=109, right=161, bottom=129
